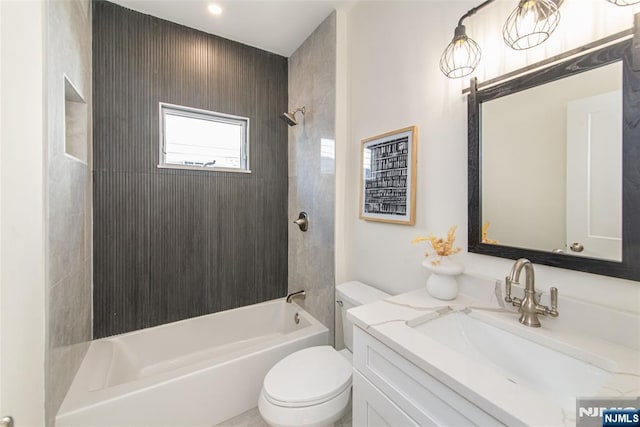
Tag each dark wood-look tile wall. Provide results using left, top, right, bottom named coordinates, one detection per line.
left=93, top=1, right=288, bottom=338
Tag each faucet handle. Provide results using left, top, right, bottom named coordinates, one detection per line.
left=505, top=275, right=523, bottom=308
left=549, top=287, right=559, bottom=317
left=504, top=276, right=513, bottom=303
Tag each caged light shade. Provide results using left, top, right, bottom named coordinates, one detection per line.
left=503, top=0, right=561, bottom=50
left=605, top=0, right=640, bottom=5
left=440, top=25, right=482, bottom=79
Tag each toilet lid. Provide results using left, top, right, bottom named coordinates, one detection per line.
left=263, top=346, right=352, bottom=408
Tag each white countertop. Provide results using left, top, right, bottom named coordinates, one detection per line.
left=347, top=274, right=640, bottom=427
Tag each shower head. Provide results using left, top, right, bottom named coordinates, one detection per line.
left=280, top=112, right=298, bottom=126
left=280, top=106, right=306, bottom=126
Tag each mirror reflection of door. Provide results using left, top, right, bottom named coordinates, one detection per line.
left=566, top=90, right=622, bottom=261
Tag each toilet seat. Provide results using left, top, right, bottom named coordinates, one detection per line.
left=262, top=346, right=352, bottom=408
left=258, top=385, right=351, bottom=427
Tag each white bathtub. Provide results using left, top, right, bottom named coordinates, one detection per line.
left=56, top=299, right=328, bottom=427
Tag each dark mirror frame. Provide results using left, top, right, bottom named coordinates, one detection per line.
left=468, top=38, right=640, bottom=281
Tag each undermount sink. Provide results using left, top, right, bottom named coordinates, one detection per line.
left=411, top=311, right=614, bottom=412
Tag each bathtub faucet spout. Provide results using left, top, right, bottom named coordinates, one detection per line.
left=286, top=290, right=306, bottom=303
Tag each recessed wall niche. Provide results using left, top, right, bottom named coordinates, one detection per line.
left=64, top=75, right=88, bottom=163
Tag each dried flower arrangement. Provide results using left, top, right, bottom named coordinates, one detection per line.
left=482, top=221, right=499, bottom=244
left=412, top=225, right=462, bottom=266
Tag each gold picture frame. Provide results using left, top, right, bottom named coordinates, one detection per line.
left=359, top=126, right=417, bottom=225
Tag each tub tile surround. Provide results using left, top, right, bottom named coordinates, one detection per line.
left=45, top=0, right=93, bottom=424
left=288, top=12, right=337, bottom=343
left=92, top=1, right=288, bottom=338
left=348, top=274, right=640, bottom=426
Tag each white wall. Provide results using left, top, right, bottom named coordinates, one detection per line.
left=342, top=0, right=640, bottom=314
left=483, top=81, right=568, bottom=252
left=0, top=0, right=46, bottom=425
left=0, top=0, right=3, bottom=411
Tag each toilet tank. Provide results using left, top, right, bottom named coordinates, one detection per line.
left=336, top=281, right=390, bottom=352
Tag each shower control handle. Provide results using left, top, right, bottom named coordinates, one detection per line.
left=293, top=211, right=309, bottom=232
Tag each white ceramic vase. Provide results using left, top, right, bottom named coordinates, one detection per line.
left=422, top=257, right=464, bottom=300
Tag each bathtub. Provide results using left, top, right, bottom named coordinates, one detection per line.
left=56, top=299, right=328, bottom=427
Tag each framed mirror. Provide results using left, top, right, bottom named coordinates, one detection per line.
left=468, top=38, right=640, bottom=281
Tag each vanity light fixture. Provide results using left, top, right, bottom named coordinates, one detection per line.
left=503, top=0, right=561, bottom=50
left=605, top=0, right=640, bottom=5
left=439, top=0, right=495, bottom=79
left=207, top=4, right=223, bottom=15
left=440, top=0, right=567, bottom=78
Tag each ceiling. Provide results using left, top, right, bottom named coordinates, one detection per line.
left=109, top=0, right=347, bottom=57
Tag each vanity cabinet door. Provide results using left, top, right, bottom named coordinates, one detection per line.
left=353, top=371, right=420, bottom=427
left=353, top=327, right=504, bottom=427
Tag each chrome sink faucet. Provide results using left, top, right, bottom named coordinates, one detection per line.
left=504, top=258, right=559, bottom=327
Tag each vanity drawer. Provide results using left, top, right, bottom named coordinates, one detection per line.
left=353, top=370, right=420, bottom=427
left=353, top=327, right=504, bottom=427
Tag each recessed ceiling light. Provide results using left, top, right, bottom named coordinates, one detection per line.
left=207, top=4, right=222, bottom=15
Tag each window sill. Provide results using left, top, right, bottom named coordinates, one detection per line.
left=157, top=164, right=252, bottom=174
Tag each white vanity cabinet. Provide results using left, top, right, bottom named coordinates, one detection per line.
left=352, top=326, right=504, bottom=427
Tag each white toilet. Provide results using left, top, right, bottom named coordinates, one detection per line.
left=258, top=281, right=391, bottom=427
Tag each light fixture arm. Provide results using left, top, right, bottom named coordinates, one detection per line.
left=285, top=106, right=306, bottom=118
left=457, top=0, right=495, bottom=27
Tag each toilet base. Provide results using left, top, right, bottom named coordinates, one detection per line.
left=258, top=386, right=351, bottom=427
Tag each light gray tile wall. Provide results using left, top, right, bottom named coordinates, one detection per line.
left=45, top=1, right=93, bottom=425
left=288, top=12, right=337, bottom=344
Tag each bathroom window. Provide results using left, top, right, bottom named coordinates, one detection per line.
left=159, top=103, right=250, bottom=172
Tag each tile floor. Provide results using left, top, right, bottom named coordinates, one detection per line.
left=217, top=406, right=353, bottom=427
left=216, top=408, right=268, bottom=427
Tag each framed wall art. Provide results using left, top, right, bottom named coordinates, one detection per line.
left=359, top=126, right=417, bottom=225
